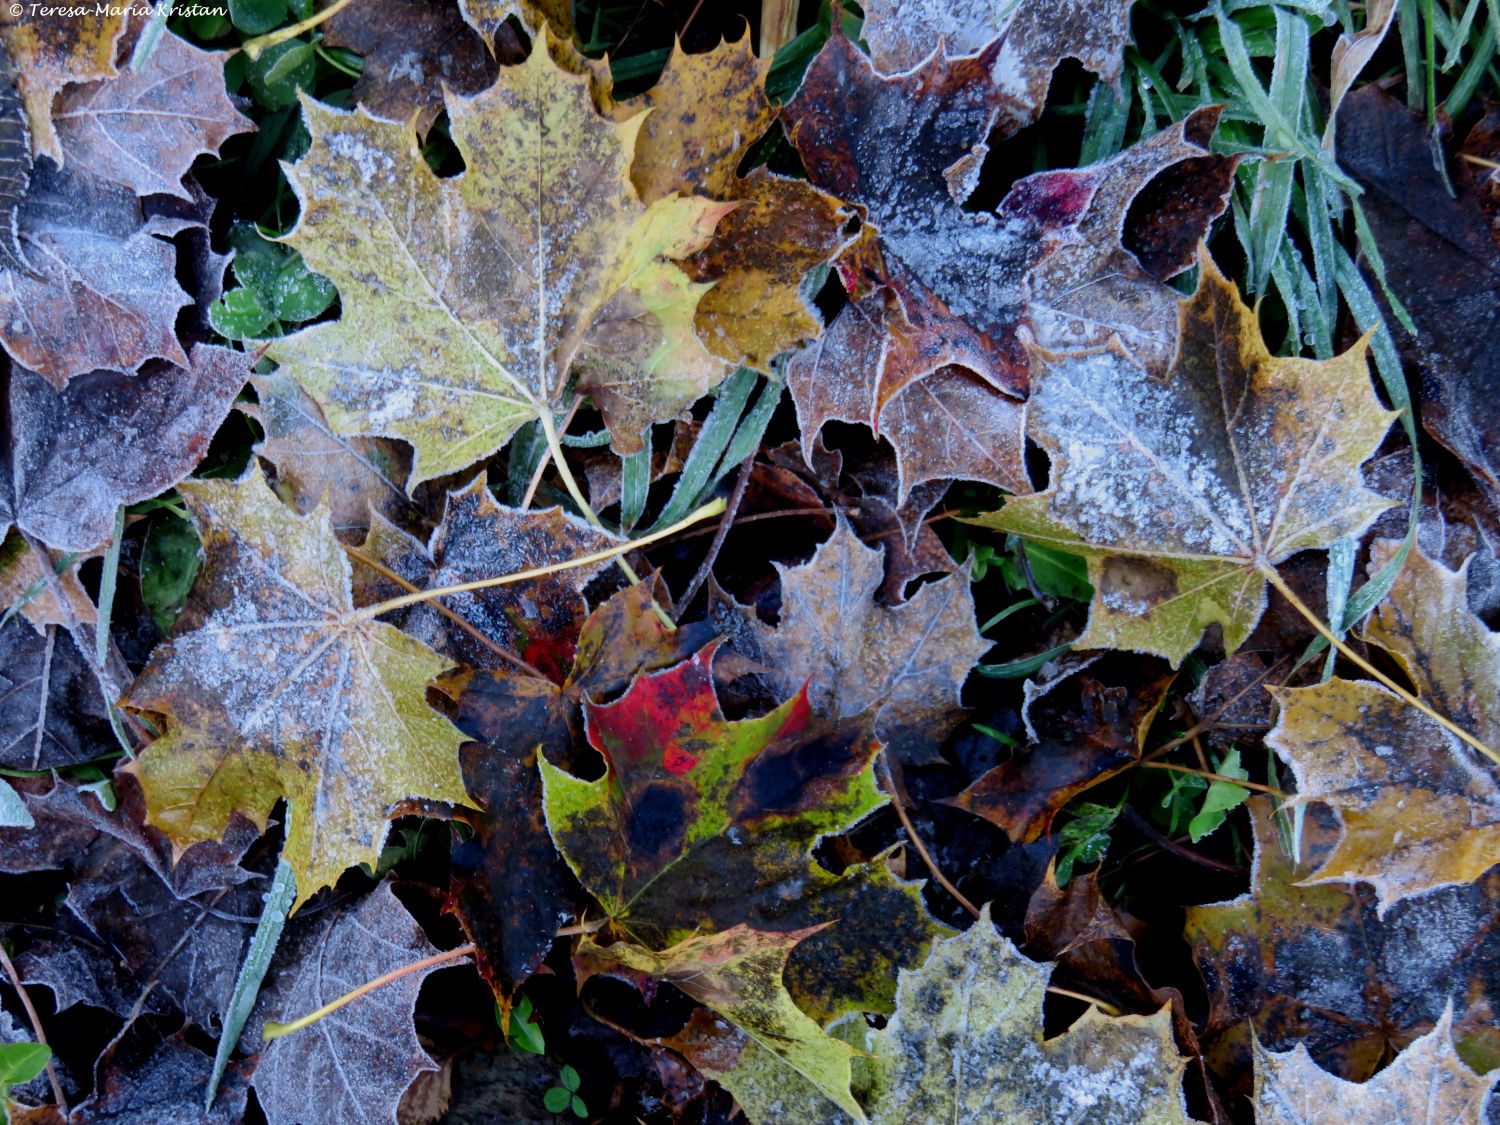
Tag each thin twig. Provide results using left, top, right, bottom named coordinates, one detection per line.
left=674, top=459, right=752, bottom=622
left=1121, top=806, right=1246, bottom=875
left=264, top=944, right=475, bottom=1040
left=878, top=754, right=981, bottom=920
left=241, top=0, right=357, bottom=59
left=341, top=544, right=548, bottom=679
left=1045, top=985, right=1122, bottom=1017
left=0, top=941, right=66, bottom=1113
left=1140, top=761, right=1289, bottom=798
left=1261, top=566, right=1500, bottom=767
left=350, top=499, right=725, bottom=622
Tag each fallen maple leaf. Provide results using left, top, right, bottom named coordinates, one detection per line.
left=1185, top=800, right=1500, bottom=1106
left=270, top=41, right=732, bottom=485
left=121, top=465, right=471, bottom=905
left=722, top=514, right=988, bottom=765
left=1267, top=539, right=1500, bottom=910
left=0, top=10, right=123, bottom=162
left=50, top=28, right=253, bottom=200
left=978, top=253, right=1396, bottom=664
left=0, top=615, right=113, bottom=770
left=860, top=0, right=1134, bottom=131
left=853, top=906, right=1194, bottom=1124
left=246, top=881, right=450, bottom=1125
left=1253, top=1006, right=1497, bottom=1124
left=541, top=642, right=940, bottom=1023
left=0, top=346, right=250, bottom=552
left=579, top=925, right=864, bottom=1122
left=621, top=35, right=849, bottom=370
left=0, top=40, right=32, bottom=276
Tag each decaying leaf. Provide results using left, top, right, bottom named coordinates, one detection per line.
left=622, top=35, right=849, bottom=369
left=724, top=515, right=987, bottom=764
left=1253, top=1006, right=1497, bottom=1124
left=0, top=616, right=113, bottom=770
left=579, top=925, right=864, bottom=1122
left=541, top=642, right=940, bottom=1023
left=51, top=29, right=253, bottom=199
left=978, top=255, right=1396, bottom=664
left=0, top=160, right=193, bottom=386
left=325, top=0, right=510, bottom=135
left=270, top=43, right=732, bottom=484
left=1267, top=540, right=1500, bottom=910
left=0, top=346, right=249, bottom=552
left=246, top=881, right=450, bottom=1125
left=121, top=465, right=471, bottom=905
left=246, top=372, right=418, bottom=541
left=1185, top=800, right=1500, bottom=1104
left=456, top=0, right=572, bottom=53
left=0, top=38, right=32, bottom=275
left=0, top=10, right=124, bottom=162
left=860, top=0, right=1134, bottom=130
left=854, top=906, right=1194, bottom=1124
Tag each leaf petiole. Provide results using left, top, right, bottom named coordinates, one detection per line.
left=262, top=944, right=474, bottom=1041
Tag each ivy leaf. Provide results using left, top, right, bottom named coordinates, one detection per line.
left=854, top=907, right=1194, bottom=1124
left=860, top=0, right=1134, bottom=130
left=1252, top=1006, right=1497, bottom=1124
left=51, top=29, right=253, bottom=199
left=121, top=465, right=471, bottom=906
left=269, top=42, right=733, bottom=485
left=621, top=35, right=848, bottom=370
left=0, top=10, right=124, bottom=162
left=541, top=643, right=941, bottom=1023
left=1267, top=540, right=1500, bottom=911
left=0, top=345, right=250, bottom=552
left=245, top=881, right=451, bottom=1125
left=724, top=514, right=988, bottom=765
left=977, top=254, right=1396, bottom=665
left=578, top=925, right=864, bottom=1122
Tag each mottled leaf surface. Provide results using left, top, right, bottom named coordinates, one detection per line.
left=122, top=466, right=470, bottom=906
left=0, top=616, right=113, bottom=770
left=270, top=44, right=731, bottom=483
left=1267, top=540, right=1500, bottom=910
left=979, top=257, right=1396, bottom=664
left=0, top=10, right=124, bottom=161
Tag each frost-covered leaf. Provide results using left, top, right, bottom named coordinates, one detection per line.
left=0, top=345, right=250, bottom=551
left=51, top=29, right=253, bottom=199
left=0, top=616, right=113, bottom=770
left=0, top=160, right=193, bottom=386
left=541, top=643, right=940, bottom=1023
left=1267, top=540, right=1500, bottom=911
left=1253, top=1007, right=1497, bottom=1124
left=1185, top=800, right=1500, bottom=1107
left=0, top=10, right=124, bottom=162
left=121, top=465, right=471, bottom=906
left=246, top=881, right=449, bottom=1125
left=622, top=35, right=848, bottom=370
left=855, top=906, right=1193, bottom=1124
left=270, top=43, right=732, bottom=485
left=978, top=254, right=1396, bottom=664
left=861, top=0, right=1133, bottom=130
left=578, top=926, right=863, bottom=1122
left=726, top=514, right=987, bottom=764
left=325, top=0, right=510, bottom=135
left=0, top=38, right=33, bottom=276
left=1025, top=108, right=1235, bottom=369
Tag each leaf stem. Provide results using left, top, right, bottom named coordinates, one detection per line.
left=241, top=0, right=357, bottom=60
left=262, top=943, right=474, bottom=1041
left=878, top=753, right=981, bottom=921
left=0, top=940, right=66, bottom=1113
left=349, top=499, right=726, bottom=622
left=1260, top=565, right=1500, bottom=767
left=1140, top=761, right=1288, bottom=797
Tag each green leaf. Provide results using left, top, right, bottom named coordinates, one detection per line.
left=140, top=512, right=201, bottom=634
left=570, top=1095, right=587, bottom=1118
left=560, top=1065, right=580, bottom=1092
left=227, top=224, right=336, bottom=324
left=208, top=286, right=274, bottom=341
left=504, top=994, right=545, bottom=1055
left=1056, top=801, right=1122, bottom=885
left=229, top=0, right=288, bottom=34
left=543, top=1086, right=571, bottom=1113
left=0, top=1041, right=51, bottom=1085
left=1187, top=749, right=1252, bottom=843
left=246, top=39, right=317, bottom=110
left=997, top=539, right=1091, bottom=602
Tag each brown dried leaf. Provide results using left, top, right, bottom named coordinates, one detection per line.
left=246, top=881, right=450, bottom=1125
left=51, top=29, right=253, bottom=199
left=0, top=616, right=112, bottom=770
left=0, top=39, right=33, bottom=275
left=0, top=10, right=124, bottom=162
